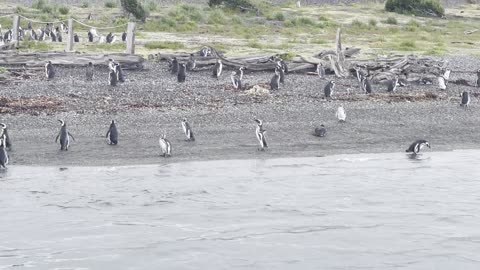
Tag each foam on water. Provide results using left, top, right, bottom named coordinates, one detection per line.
left=1, top=150, right=480, bottom=270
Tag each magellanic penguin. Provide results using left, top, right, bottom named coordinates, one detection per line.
left=0, top=134, right=9, bottom=169
left=105, top=120, right=118, bottom=145
left=171, top=57, right=179, bottom=74
left=45, top=61, right=55, bottom=80
left=200, top=47, right=211, bottom=57
left=443, top=69, right=451, bottom=81
left=181, top=118, right=195, bottom=141
left=108, top=66, right=118, bottom=86
left=317, top=63, right=326, bottom=79
left=55, top=119, right=75, bottom=151
left=159, top=134, right=172, bottom=157
left=406, top=140, right=430, bottom=155
left=186, top=54, right=196, bottom=71
left=361, top=77, right=373, bottom=94
left=122, top=32, right=127, bottom=42
left=355, top=67, right=365, bottom=83
left=177, top=63, right=186, bottom=83
left=213, top=59, right=223, bottom=78
left=86, top=62, right=94, bottom=81
left=254, top=119, right=268, bottom=151
left=231, top=71, right=241, bottom=90
left=476, top=69, right=480, bottom=87
left=270, top=67, right=280, bottom=91
left=438, top=75, right=447, bottom=90
left=74, top=33, right=79, bottom=42
left=0, top=123, right=12, bottom=150
left=324, top=80, right=335, bottom=100
left=314, top=124, right=326, bottom=137
left=460, top=91, right=471, bottom=109
left=387, top=76, right=399, bottom=92
left=115, top=63, right=125, bottom=83
left=277, top=61, right=285, bottom=84
left=336, top=106, right=346, bottom=122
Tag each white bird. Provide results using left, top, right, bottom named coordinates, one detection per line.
left=336, top=106, right=346, bottom=122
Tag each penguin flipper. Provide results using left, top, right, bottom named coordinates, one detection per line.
left=55, top=133, right=60, bottom=143
left=106, top=130, right=110, bottom=138
left=68, top=132, right=75, bottom=141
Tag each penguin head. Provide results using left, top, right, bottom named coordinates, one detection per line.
left=161, top=134, right=166, bottom=139
left=88, top=62, right=93, bottom=66
left=254, top=119, right=262, bottom=125
left=182, top=117, right=187, bottom=122
left=111, top=120, right=115, bottom=124
left=58, top=119, right=65, bottom=126
left=330, top=80, right=335, bottom=86
left=425, top=142, right=431, bottom=148
left=0, top=123, right=6, bottom=129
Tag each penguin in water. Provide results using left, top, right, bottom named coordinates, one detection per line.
left=317, top=63, right=326, bottom=79
left=45, top=61, right=55, bottom=80
left=159, top=134, right=172, bottom=157
left=105, top=120, right=118, bottom=145
left=336, top=106, right=346, bottom=122
left=170, top=57, right=179, bottom=75
left=213, top=59, right=223, bottom=78
left=476, top=69, right=480, bottom=87
left=85, top=62, right=94, bottom=81
left=254, top=119, right=268, bottom=151
left=186, top=54, right=196, bottom=71
left=0, top=123, right=12, bottom=151
left=0, top=134, right=9, bottom=169
left=181, top=118, right=195, bottom=141
left=324, top=80, right=335, bottom=100
left=177, top=63, right=186, bottom=83
left=387, top=76, right=399, bottom=92
left=406, top=140, right=430, bottom=155
left=460, top=91, right=470, bottom=109
left=313, top=124, right=326, bottom=137
left=270, top=67, right=280, bottom=91
left=55, top=119, right=75, bottom=151
left=361, top=77, right=373, bottom=94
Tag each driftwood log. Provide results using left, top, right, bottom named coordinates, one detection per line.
left=0, top=52, right=145, bottom=70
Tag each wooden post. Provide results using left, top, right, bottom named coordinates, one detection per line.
left=66, top=18, right=74, bottom=52
left=126, top=22, right=136, bottom=54
left=12, top=15, right=20, bottom=45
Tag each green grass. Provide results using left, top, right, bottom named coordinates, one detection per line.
left=144, top=41, right=185, bottom=50
left=18, top=41, right=53, bottom=52
left=383, top=16, right=398, bottom=25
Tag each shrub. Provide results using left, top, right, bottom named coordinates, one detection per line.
left=146, top=1, right=158, bottom=12
left=369, top=19, right=377, bottom=27
left=59, top=6, right=70, bottom=15
left=208, top=0, right=255, bottom=10
left=398, top=40, right=416, bottom=50
left=105, top=0, right=117, bottom=8
left=120, top=0, right=148, bottom=22
left=274, top=12, right=285, bottom=21
left=385, top=0, right=444, bottom=17
left=81, top=2, right=89, bottom=8
left=384, top=16, right=398, bottom=25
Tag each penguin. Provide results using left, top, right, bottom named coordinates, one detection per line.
left=443, top=69, right=451, bottom=81
left=122, top=32, right=127, bottom=42
left=200, top=47, right=211, bottom=57
left=406, top=140, right=430, bottom=155
left=270, top=67, right=280, bottom=91
left=314, top=124, right=326, bottom=137
left=31, top=29, right=38, bottom=40
left=108, top=58, right=116, bottom=71
left=45, top=61, right=55, bottom=80
left=86, top=62, right=94, bottom=81
left=279, top=59, right=288, bottom=74
left=324, top=80, right=335, bottom=100
left=387, top=76, right=399, bottom=92
left=460, top=91, right=470, bottom=109
left=108, top=67, right=118, bottom=86
left=181, top=118, right=195, bottom=141
left=438, top=75, right=447, bottom=90
left=106, top=32, right=113, bottom=43
left=0, top=123, right=12, bottom=151
left=361, top=77, right=373, bottom=94
left=87, top=31, right=93, bottom=42
left=254, top=119, right=268, bottom=151
left=231, top=71, right=241, bottom=90
left=159, top=134, right=172, bottom=157
left=55, top=119, right=75, bottom=151
left=0, top=135, right=9, bottom=169
left=317, top=63, right=326, bottom=79
left=186, top=54, right=196, bottom=71
left=170, top=57, right=179, bottom=74
left=177, top=63, right=186, bottom=83
left=50, top=31, right=57, bottom=42
left=277, top=61, right=285, bottom=84
left=336, top=106, right=346, bottom=122
left=57, top=31, right=62, bottom=42
left=27, top=21, right=32, bottom=30
left=115, top=63, right=125, bottom=83
left=105, top=120, right=118, bottom=145
left=476, top=69, right=480, bottom=87
left=213, top=59, right=223, bottom=78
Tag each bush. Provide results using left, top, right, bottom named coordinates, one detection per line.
left=59, top=6, right=70, bottom=15
left=274, top=12, right=285, bottom=21
left=369, top=19, right=377, bottom=27
left=208, top=0, right=255, bottom=10
left=120, top=0, right=148, bottom=22
left=384, top=16, right=398, bottom=25
left=105, top=1, right=117, bottom=8
left=81, top=2, right=89, bottom=8
left=385, top=0, right=444, bottom=17
left=146, top=1, right=157, bottom=12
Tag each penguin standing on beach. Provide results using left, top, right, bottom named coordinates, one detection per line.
left=0, top=134, right=9, bottom=169
left=361, top=77, right=373, bottom=94
left=186, top=54, right=196, bottom=71
left=406, top=140, right=430, bottom=155
left=317, top=63, right=326, bottom=79
left=181, top=118, right=195, bottom=141
left=0, top=123, right=12, bottom=151
left=55, top=119, right=75, bottom=151
left=277, top=61, right=285, bottom=84
left=108, top=66, right=118, bottom=86
left=270, top=67, right=280, bottom=91
left=115, top=63, right=125, bottom=83
left=324, top=80, right=335, bottom=100
left=254, top=119, right=268, bottom=151
left=387, top=76, right=398, bottom=92
left=170, top=57, right=179, bottom=75
left=336, top=106, right=346, bottom=122
left=105, top=120, right=118, bottom=145
left=159, top=134, right=172, bottom=157
left=460, top=91, right=470, bottom=109
left=314, top=124, right=326, bottom=137
left=45, top=61, right=55, bottom=80
left=177, top=63, right=186, bottom=83
left=86, top=62, right=94, bottom=81
left=213, top=59, right=223, bottom=78
left=231, top=71, right=242, bottom=90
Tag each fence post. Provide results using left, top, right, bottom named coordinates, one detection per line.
left=66, top=18, right=74, bottom=52
left=126, top=22, right=136, bottom=54
left=12, top=15, right=20, bottom=45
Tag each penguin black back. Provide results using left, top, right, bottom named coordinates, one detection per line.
left=106, top=120, right=118, bottom=145
left=178, top=63, right=186, bottom=83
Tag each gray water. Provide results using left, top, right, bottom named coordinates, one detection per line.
left=1, top=150, right=480, bottom=270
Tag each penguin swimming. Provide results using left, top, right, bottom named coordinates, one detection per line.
left=254, top=119, right=268, bottom=151
left=181, top=118, right=195, bottom=141
left=317, top=63, right=326, bottom=79
left=387, top=76, right=399, bottom=92
left=324, top=80, right=335, bottom=100
left=336, top=106, right=346, bottom=122
left=177, top=63, right=186, bottom=83
left=406, top=140, right=430, bottom=155
left=361, top=77, right=373, bottom=94
left=0, top=123, right=12, bottom=151
left=270, top=67, right=280, bottom=91
left=86, top=62, right=94, bottom=81
left=213, top=59, right=223, bottom=78
left=314, top=124, right=326, bottom=137
left=105, top=120, right=118, bottom=145
left=460, top=91, right=470, bottom=109
left=159, top=134, right=172, bottom=157
left=45, top=61, right=55, bottom=80
left=170, top=57, right=179, bottom=74
left=0, top=135, right=9, bottom=169
left=55, top=119, right=75, bottom=151
left=186, top=54, right=196, bottom=71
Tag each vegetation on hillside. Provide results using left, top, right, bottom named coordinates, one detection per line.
left=385, top=0, right=445, bottom=17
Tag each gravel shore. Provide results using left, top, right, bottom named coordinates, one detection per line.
left=0, top=55, right=479, bottom=166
